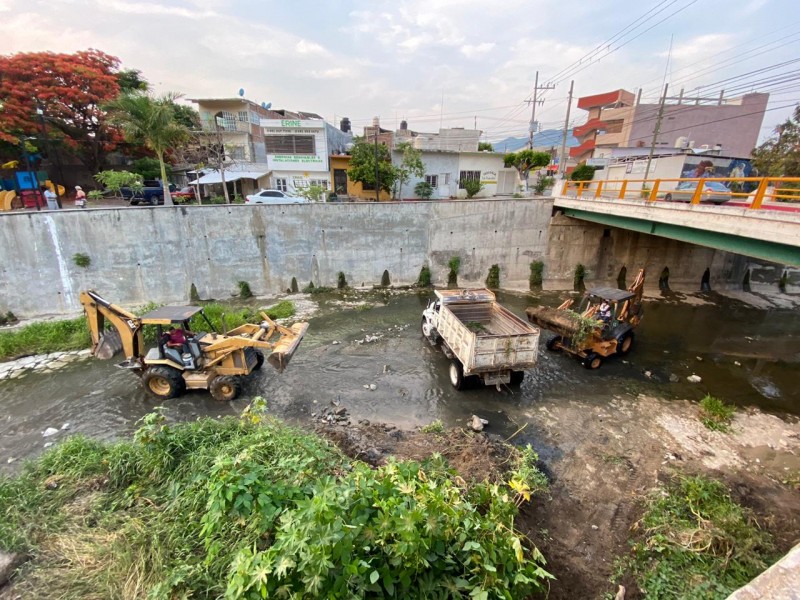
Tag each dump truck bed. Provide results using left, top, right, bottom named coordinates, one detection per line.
left=435, top=289, right=539, bottom=376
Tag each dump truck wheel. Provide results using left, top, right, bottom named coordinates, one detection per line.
left=582, top=353, right=603, bottom=370
left=617, top=332, right=634, bottom=356
left=253, top=350, right=265, bottom=370
left=546, top=336, right=562, bottom=351
left=510, top=370, right=525, bottom=385
left=449, top=360, right=466, bottom=390
left=143, top=366, right=185, bottom=399
left=210, top=375, right=241, bottom=402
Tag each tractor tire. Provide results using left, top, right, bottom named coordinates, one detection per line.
left=449, top=360, right=467, bottom=391
left=664, top=193, right=673, bottom=201
left=210, top=375, right=242, bottom=402
left=253, top=349, right=265, bottom=370
left=510, top=370, right=525, bottom=385
left=582, top=352, right=603, bottom=370
left=617, top=332, right=635, bottom=356
left=545, top=335, right=563, bottom=351
left=150, top=195, right=160, bottom=206
left=143, top=366, right=185, bottom=399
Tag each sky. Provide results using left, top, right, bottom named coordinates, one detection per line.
left=1, top=0, right=798, bottom=145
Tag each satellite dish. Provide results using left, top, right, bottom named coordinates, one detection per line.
left=238, top=88, right=245, bottom=97
left=261, top=102, right=267, bottom=108
left=265, top=102, right=272, bottom=109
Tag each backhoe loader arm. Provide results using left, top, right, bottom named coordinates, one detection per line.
left=79, top=291, right=144, bottom=360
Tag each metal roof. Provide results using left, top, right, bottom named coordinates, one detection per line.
left=140, top=306, right=204, bottom=324
left=586, top=287, right=635, bottom=302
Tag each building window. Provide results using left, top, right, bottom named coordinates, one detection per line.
left=237, top=111, right=248, bottom=123
left=218, top=111, right=236, bottom=131
left=310, top=179, right=328, bottom=190
left=264, top=135, right=316, bottom=155
left=249, top=112, right=260, bottom=125
left=275, top=178, right=288, bottom=192
left=230, top=146, right=245, bottom=160
left=293, top=177, right=306, bottom=189
left=459, top=170, right=481, bottom=185
left=424, top=174, right=438, bottom=187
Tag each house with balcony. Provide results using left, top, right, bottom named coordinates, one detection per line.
left=570, top=88, right=769, bottom=164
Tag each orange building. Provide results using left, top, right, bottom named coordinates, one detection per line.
left=329, top=155, right=391, bottom=201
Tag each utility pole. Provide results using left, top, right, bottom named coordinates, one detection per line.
left=213, top=112, right=231, bottom=204
left=36, top=102, right=65, bottom=208
left=644, top=83, right=668, bottom=184
left=526, top=71, right=555, bottom=149
left=558, top=80, right=574, bottom=178
left=374, top=129, right=380, bottom=203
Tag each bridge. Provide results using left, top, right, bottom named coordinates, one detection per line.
left=554, top=177, right=800, bottom=266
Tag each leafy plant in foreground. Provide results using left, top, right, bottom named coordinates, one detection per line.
left=700, top=394, right=735, bottom=432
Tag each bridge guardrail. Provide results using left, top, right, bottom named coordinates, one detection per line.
left=560, top=176, right=800, bottom=210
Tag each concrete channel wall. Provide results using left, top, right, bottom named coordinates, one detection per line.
left=0, top=200, right=553, bottom=317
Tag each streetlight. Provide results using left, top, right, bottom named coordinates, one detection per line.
left=18, top=136, right=42, bottom=211
left=213, top=111, right=231, bottom=204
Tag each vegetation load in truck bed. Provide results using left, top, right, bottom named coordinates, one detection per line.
left=526, top=306, right=601, bottom=340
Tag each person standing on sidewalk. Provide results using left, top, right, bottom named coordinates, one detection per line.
left=74, top=186, right=86, bottom=208
left=42, top=185, right=58, bottom=210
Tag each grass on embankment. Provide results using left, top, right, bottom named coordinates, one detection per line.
left=614, top=475, right=776, bottom=599
left=0, top=300, right=296, bottom=362
left=0, top=401, right=551, bottom=599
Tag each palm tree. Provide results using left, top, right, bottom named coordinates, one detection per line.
left=105, top=92, right=189, bottom=206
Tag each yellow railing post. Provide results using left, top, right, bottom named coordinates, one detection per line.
left=690, top=179, right=705, bottom=205
left=648, top=180, right=660, bottom=202
left=750, top=178, right=768, bottom=210
left=561, top=180, right=569, bottom=195
left=594, top=180, right=604, bottom=198
left=618, top=181, right=627, bottom=200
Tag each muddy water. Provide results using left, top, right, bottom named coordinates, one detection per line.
left=2, top=290, right=798, bottom=469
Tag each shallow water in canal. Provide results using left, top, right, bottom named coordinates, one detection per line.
left=2, top=289, right=798, bottom=468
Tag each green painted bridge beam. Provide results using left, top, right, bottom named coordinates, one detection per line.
left=562, top=208, right=800, bottom=266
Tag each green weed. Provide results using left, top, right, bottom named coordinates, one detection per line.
left=529, top=261, right=544, bottom=288
left=417, top=265, right=432, bottom=287
left=0, top=317, right=91, bottom=360
left=700, top=395, right=735, bottom=432
left=0, top=404, right=553, bottom=599
left=72, top=253, right=91, bottom=268
left=420, top=419, right=444, bottom=434
left=237, top=280, right=253, bottom=299
left=263, top=300, right=296, bottom=320
left=486, top=264, right=500, bottom=289
left=614, top=475, right=775, bottom=599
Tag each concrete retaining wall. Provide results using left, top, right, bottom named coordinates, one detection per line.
left=0, top=200, right=553, bottom=317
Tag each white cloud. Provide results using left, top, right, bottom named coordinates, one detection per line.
left=103, top=0, right=216, bottom=19
left=460, top=42, right=495, bottom=57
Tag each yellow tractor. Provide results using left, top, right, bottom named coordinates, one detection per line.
left=526, top=269, right=645, bottom=369
left=80, top=290, right=309, bottom=401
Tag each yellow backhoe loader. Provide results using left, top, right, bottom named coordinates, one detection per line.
left=526, top=269, right=645, bottom=369
left=79, top=290, right=309, bottom=401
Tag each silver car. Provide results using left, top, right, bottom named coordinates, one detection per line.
left=663, top=181, right=731, bottom=205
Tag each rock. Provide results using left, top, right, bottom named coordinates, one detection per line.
left=470, top=415, right=489, bottom=432
left=42, top=427, right=59, bottom=437
left=334, top=406, right=347, bottom=416
left=332, top=341, right=340, bottom=345
left=369, top=384, right=377, bottom=391
left=734, top=361, right=742, bottom=366
left=6, top=457, right=14, bottom=464
left=365, top=448, right=382, bottom=463
left=591, top=524, right=599, bottom=530
left=310, top=412, right=316, bottom=418
left=0, top=550, right=25, bottom=586
left=669, top=374, right=680, bottom=383
left=77, top=349, right=92, bottom=357
left=43, top=442, right=53, bottom=449
left=363, top=384, right=370, bottom=389
left=687, top=375, right=702, bottom=383
left=383, top=364, right=390, bottom=373
left=643, top=370, right=652, bottom=378
left=61, top=423, right=70, bottom=430
left=16, top=356, right=36, bottom=367
left=614, top=585, right=626, bottom=600
left=696, top=356, right=703, bottom=361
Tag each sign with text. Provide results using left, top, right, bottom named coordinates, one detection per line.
left=260, top=119, right=324, bottom=129
left=267, top=154, right=327, bottom=172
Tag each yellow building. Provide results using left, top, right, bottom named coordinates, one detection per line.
left=330, top=155, right=391, bottom=201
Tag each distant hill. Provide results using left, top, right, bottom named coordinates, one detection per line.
left=490, top=129, right=578, bottom=153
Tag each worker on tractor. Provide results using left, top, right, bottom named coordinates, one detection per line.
left=598, top=301, right=613, bottom=324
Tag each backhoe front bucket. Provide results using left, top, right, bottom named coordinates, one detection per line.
left=267, top=322, right=309, bottom=372
left=94, top=329, right=123, bottom=359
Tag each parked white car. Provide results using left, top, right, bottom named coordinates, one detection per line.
left=245, top=190, right=308, bottom=205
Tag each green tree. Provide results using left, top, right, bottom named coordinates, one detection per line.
left=296, top=184, right=325, bottom=202
left=460, top=178, right=484, bottom=198
left=751, top=105, right=800, bottom=177
left=394, top=142, right=425, bottom=199
left=116, top=68, right=149, bottom=93
left=570, top=162, right=598, bottom=182
left=503, top=150, right=551, bottom=189
left=414, top=180, right=434, bottom=199
left=131, top=157, right=170, bottom=180
left=173, top=103, right=202, bottom=130
left=105, top=92, right=190, bottom=206
left=348, top=137, right=396, bottom=195
left=94, top=170, right=143, bottom=197
left=478, top=141, right=494, bottom=151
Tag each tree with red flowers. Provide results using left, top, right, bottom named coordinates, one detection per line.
left=0, top=49, right=128, bottom=173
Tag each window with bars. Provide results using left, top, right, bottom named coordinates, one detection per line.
left=275, top=178, right=288, bottom=192
left=230, top=145, right=245, bottom=160
left=237, top=111, right=248, bottom=123
left=218, top=111, right=237, bottom=131
left=264, top=135, right=315, bottom=155
left=459, top=170, right=481, bottom=184
left=249, top=112, right=260, bottom=125
left=424, top=174, right=438, bottom=187
left=310, top=179, right=328, bottom=190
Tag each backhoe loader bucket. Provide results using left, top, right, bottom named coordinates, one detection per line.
left=267, top=322, right=309, bottom=372
left=94, top=329, right=123, bottom=359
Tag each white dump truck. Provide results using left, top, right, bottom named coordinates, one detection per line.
left=421, top=288, right=540, bottom=390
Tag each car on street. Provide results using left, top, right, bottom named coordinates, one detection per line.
left=245, top=189, right=308, bottom=205
left=125, top=180, right=177, bottom=205
left=662, top=181, right=731, bottom=205
left=172, top=186, right=196, bottom=203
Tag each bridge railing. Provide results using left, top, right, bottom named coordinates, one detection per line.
left=560, top=176, right=800, bottom=209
